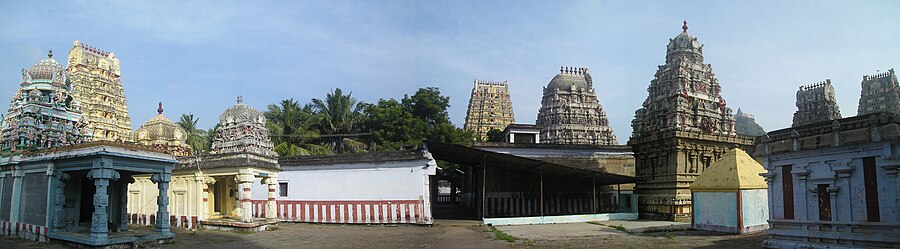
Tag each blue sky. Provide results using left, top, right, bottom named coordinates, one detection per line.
left=1, top=0, right=898, bottom=143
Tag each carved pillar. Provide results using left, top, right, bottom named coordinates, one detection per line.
left=263, top=176, right=278, bottom=220
left=151, top=172, right=173, bottom=237
left=235, top=171, right=255, bottom=223
left=52, top=172, right=71, bottom=231
left=120, top=176, right=134, bottom=231
left=87, top=168, right=120, bottom=241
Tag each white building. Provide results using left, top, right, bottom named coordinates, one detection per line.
left=250, top=149, right=437, bottom=224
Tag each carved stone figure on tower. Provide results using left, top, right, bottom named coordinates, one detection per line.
left=536, top=66, right=617, bottom=145
left=66, top=40, right=133, bottom=142
left=1, top=51, right=91, bottom=152
left=463, top=80, right=515, bottom=140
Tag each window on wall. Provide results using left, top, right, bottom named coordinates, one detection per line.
left=279, top=182, right=288, bottom=197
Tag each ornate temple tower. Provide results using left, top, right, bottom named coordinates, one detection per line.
left=134, top=102, right=193, bottom=156
left=1, top=51, right=90, bottom=152
left=210, top=96, right=277, bottom=157
left=536, top=66, right=617, bottom=145
left=66, top=40, right=133, bottom=142
left=858, top=69, right=900, bottom=115
left=464, top=80, right=515, bottom=140
left=628, top=21, right=752, bottom=221
left=792, top=79, right=841, bottom=127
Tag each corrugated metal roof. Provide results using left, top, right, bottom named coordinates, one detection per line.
left=690, top=148, right=767, bottom=191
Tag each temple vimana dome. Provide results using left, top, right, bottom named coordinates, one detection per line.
left=1, top=51, right=90, bottom=151
left=134, top=102, right=193, bottom=156
left=210, top=96, right=277, bottom=157
left=631, top=21, right=737, bottom=136
left=67, top=40, right=133, bottom=142
left=536, top=66, right=617, bottom=145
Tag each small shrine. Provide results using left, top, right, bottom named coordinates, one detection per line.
left=690, top=148, right=768, bottom=234
left=128, top=97, right=279, bottom=232
left=0, top=142, right=176, bottom=247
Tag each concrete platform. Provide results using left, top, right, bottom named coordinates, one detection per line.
left=494, top=220, right=691, bottom=241
left=496, top=222, right=625, bottom=240
left=580, top=220, right=691, bottom=233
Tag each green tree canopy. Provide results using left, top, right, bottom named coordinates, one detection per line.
left=363, top=87, right=472, bottom=151
left=177, top=113, right=210, bottom=154
left=486, top=128, right=504, bottom=142
left=311, top=88, right=367, bottom=153
left=264, top=98, right=331, bottom=156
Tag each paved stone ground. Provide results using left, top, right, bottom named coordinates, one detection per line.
left=496, top=222, right=766, bottom=249
left=0, top=221, right=766, bottom=248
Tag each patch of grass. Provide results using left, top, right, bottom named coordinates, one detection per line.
left=664, top=232, right=676, bottom=240
left=189, top=231, right=198, bottom=236
left=586, top=222, right=632, bottom=234
left=266, top=226, right=279, bottom=231
left=523, top=239, right=537, bottom=247
left=608, top=225, right=632, bottom=234
left=488, top=226, right=518, bottom=242
left=234, top=230, right=256, bottom=234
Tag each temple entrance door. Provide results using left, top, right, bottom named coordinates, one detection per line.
left=78, top=176, right=96, bottom=227
left=212, top=181, right=223, bottom=214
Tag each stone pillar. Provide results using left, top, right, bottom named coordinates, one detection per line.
left=263, top=176, right=278, bottom=220
left=8, top=170, right=23, bottom=223
left=120, top=177, right=134, bottom=232
left=202, top=176, right=215, bottom=219
left=52, top=172, right=71, bottom=231
left=151, top=172, right=173, bottom=237
left=87, top=168, right=120, bottom=241
left=235, top=171, right=255, bottom=223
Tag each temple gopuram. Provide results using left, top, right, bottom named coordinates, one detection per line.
left=0, top=51, right=90, bottom=152
left=792, top=79, right=841, bottom=127
left=66, top=40, right=133, bottom=142
left=628, top=21, right=752, bottom=221
left=134, top=102, right=193, bottom=157
left=858, top=68, right=900, bottom=115
left=536, top=66, right=617, bottom=145
left=463, top=80, right=515, bottom=140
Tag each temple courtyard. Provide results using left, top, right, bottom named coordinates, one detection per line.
left=1, top=220, right=766, bottom=248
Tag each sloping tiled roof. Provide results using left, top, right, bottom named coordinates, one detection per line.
left=176, top=152, right=279, bottom=171
left=690, top=148, right=767, bottom=191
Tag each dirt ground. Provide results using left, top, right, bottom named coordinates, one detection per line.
left=0, top=221, right=766, bottom=249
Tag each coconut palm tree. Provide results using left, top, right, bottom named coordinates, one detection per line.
left=177, top=113, right=209, bottom=154
left=310, top=88, right=367, bottom=153
left=265, top=98, right=330, bottom=156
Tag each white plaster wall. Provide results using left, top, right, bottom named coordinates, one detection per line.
left=694, top=192, right=737, bottom=228
left=251, top=160, right=432, bottom=201
left=740, top=189, right=769, bottom=227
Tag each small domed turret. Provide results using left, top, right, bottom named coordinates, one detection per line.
left=209, top=96, right=276, bottom=157
left=135, top=102, right=193, bottom=156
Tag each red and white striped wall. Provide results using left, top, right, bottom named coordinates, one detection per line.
left=251, top=200, right=430, bottom=225
left=128, top=213, right=200, bottom=229
left=0, top=221, right=48, bottom=242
